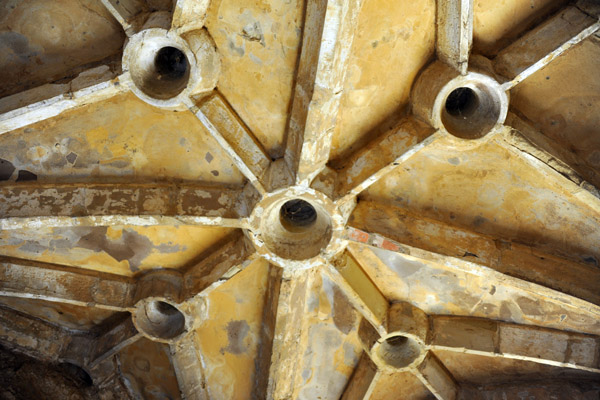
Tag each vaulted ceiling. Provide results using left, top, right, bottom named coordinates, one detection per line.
left=1, top=0, right=600, bottom=399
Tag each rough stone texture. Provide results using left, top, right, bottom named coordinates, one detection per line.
left=0, top=345, right=99, bottom=400
left=1, top=0, right=600, bottom=398
left=459, top=382, right=600, bottom=400
left=0, top=0, right=124, bottom=98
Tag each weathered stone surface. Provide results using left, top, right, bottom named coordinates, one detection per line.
left=1, top=0, right=600, bottom=398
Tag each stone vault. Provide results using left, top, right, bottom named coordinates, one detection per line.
left=0, top=0, right=600, bottom=398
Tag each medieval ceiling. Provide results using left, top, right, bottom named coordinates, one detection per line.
left=0, top=0, right=600, bottom=399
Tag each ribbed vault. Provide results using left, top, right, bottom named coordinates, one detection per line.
left=1, top=0, right=600, bottom=399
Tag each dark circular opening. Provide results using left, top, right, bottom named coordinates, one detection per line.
left=445, top=87, right=478, bottom=117
left=60, top=363, right=93, bottom=387
left=155, top=300, right=180, bottom=316
left=129, top=42, right=191, bottom=100
left=260, top=196, right=333, bottom=261
left=136, top=300, right=186, bottom=340
left=154, top=46, right=188, bottom=81
left=441, top=83, right=502, bottom=140
left=280, top=199, right=317, bottom=228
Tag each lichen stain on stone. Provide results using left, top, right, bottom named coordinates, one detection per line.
left=194, top=261, right=269, bottom=398
left=222, top=320, right=250, bottom=355
left=331, top=285, right=357, bottom=335
left=0, top=0, right=124, bottom=98
left=516, top=296, right=543, bottom=316
left=499, top=302, right=514, bottom=320
left=299, top=323, right=349, bottom=399
left=65, top=152, right=77, bottom=164
left=0, top=226, right=233, bottom=276
left=0, top=92, right=246, bottom=184
left=76, top=227, right=182, bottom=272
left=449, top=290, right=481, bottom=309
left=342, top=341, right=360, bottom=367
left=16, top=240, right=47, bottom=254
